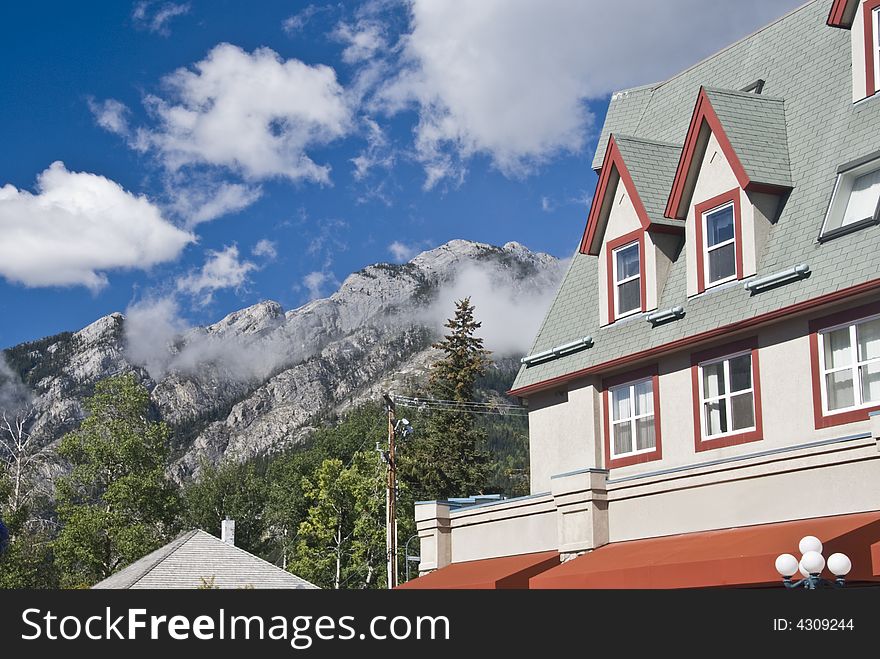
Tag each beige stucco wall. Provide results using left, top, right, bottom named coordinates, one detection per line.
left=853, top=2, right=869, bottom=103
left=527, top=379, right=600, bottom=494
left=598, top=177, right=644, bottom=326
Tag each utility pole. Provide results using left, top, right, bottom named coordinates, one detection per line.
left=382, top=393, right=397, bottom=589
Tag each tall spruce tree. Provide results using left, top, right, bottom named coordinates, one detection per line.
left=404, top=297, right=491, bottom=500
left=53, top=375, right=179, bottom=588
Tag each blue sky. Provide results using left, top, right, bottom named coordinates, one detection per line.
left=0, top=0, right=804, bottom=348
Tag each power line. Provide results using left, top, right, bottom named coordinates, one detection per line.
left=392, top=394, right=527, bottom=417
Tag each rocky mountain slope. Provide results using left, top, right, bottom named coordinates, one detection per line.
left=1, top=240, right=562, bottom=481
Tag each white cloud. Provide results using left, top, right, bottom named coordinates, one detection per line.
left=388, top=241, right=419, bottom=263
left=374, top=0, right=804, bottom=187
left=88, top=98, right=130, bottom=136
left=167, top=178, right=262, bottom=227
left=302, top=271, right=338, bottom=301
left=132, top=1, right=190, bottom=36
left=540, top=196, right=554, bottom=213
left=134, top=43, right=352, bottom=183
left=0, top=162, right=193, bottom=290
left=176, top=244, right=257, bottom=304
left=424, top=259, right=568, bottom=356
left=351, top=117, right=394, bottom=180
left=335, top=20, right=387, bottom=64
left=282, top=4, right=328, bottom=34
left=252, top=239, right=278, bottom=260
left=123, top=296, right=190, bottom=379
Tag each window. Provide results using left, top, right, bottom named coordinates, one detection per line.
left=702, top=202, right=737, bottom=286
left=690, top=337, right=763, bottom=451
left=818, top=315, right=880, bottom=414
left=820, top=158, right=880, bottom=241
left=699, top=352, right=756, bottom=439
left=609, top=378, right=655, bottom=459
left=612, top=242, right=641, bottom=318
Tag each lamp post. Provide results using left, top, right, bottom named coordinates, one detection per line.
left=775, top=535, right=852, bottom=589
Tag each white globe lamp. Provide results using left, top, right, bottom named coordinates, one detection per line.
left=798, top=535, right=823, bottom=555
left=774, top=553, right=799, bottom=578
left=827, top=553, right=852, bottom=577
left=800, top=550, right=825, bottom=576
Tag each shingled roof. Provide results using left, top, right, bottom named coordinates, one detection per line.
left=614, top=136, right=683, bottom=227
left=92, top=530, right=319, bottom=589
left=512, top=0, right=880, bottom=395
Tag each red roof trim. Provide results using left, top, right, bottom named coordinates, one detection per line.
left=664, top=87, right=751, bottom=220
left=827, top=0, right=857, bottom=28
left=396, top=551, right=559, bottom=590
left=580, top=136, right=653, bottom=256
left=508, top=277, right=880, bottom=398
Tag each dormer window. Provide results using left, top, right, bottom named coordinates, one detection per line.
left=820, top=157, right=880, bottom=241
left=613, top=241, right=641, bottom=317
left=702, top=201, right=736, bottom=286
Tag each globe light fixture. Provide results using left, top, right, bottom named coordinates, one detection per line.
left=775, top=535, right=850, bottom=589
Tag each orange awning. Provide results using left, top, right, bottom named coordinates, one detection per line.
left=397, top=551, right=560, bottom=589
left=531, top=511, right=880, bottom=589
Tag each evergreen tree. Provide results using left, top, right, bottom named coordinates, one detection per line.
left=403, top=297, right=491, bottom=500
left=53, top=375, right=179, bottom=588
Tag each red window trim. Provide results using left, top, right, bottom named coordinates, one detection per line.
left=605, top=229, right=647, bottom=324
left=690, top=337, right=763, bottom=452
left=865, top=0, right=880, bottom=98
left=808, top=299, right=880, bottom=429
left=602, top=364, right=663, bottom=469
left=828, top=0, right=857, bottom=28
left=693, top=188, right=743, bottom=294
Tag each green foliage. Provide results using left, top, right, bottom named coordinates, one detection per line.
left=53, top=375, right=180, bottom=588
left=0, top=524, right=58, bottom=588
left=288, top=451, right=386, bottom=589
left=3, top=332, right=74, bottom=390
left=182, top=460, right=268, bottom=555
left=402, top=297, right=492, bottom=500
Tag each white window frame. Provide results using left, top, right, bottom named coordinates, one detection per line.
left=874, top=7, right=880, bottom=93
left=608, top=377, right=656, bottom=459
left=611, top=241, right=641, bottom=319
left=820, top=158, right=880, bottom=238
left=697, top=349, right=756, bottom=440
left=701, top=201, right=737, bottom=288
left=818, top=313, right=880, bottom=415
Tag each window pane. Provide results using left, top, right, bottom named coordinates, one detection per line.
left=730, top=392, right=755, bottom=431
left=635, top=416, right=656, bottom=451
left=705, top=205, right=734, bottom=247
left=729, top=354, right=752, bottom=392
left=634, top=379, right=653, bottom=415
left=860, top=362, right=880, bottom=405
left=702, top=361, right=725, bottom=398
left=613, top=422, right=633, bottom=456
left=708, top=243, right=736, bottom=283
left=615, top=243, right=640, bottom=281
left=617, top=279, right=641, bottom=315
left=826, top=370, right=855, bottom=410
left=704, top=400, right=727, bottom=436
left=611, top=387, right=631, bottom=422
left=842, top=167, right=880, bottom=226
left=823, top=327, right=852, bottom=369
left=857, top=318, right=880, bottom=362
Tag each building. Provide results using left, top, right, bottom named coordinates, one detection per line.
left=93, top=520, right=318, bottom=589
left=402, top=0, right=880, bottom=589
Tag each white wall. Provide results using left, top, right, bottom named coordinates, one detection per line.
left=852, top=2, right=869, bottom=103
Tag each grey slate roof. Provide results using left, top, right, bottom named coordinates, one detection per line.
left=703, top=88, right=792, bottom=189
left=613, top=135, right=682, bottom=227
left=513, top=0, right=880, bottom=392
left=92, top=530, right=319, bottom=589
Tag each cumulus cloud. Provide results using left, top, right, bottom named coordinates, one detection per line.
left=335, top=20, right=387, bottom=64
left=424, top=259, right=568, bottom=356
left=133, top=43, right=352, bottom=183
left=176, top=245, right=257, bottom=304
left=252, top=239, right=278, bottom=260
left=167, top=178, right=262, bottom=227
left=87, top=98, right=131, bottom=136
left=374, top=0, right=804, bottom=187
left=302, top=271, right=339, bottom=301
left=0, top=162, right=193, bottom=290
left=132, top=1, right=190, bottom=36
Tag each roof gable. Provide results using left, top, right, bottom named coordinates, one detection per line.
left=93, top=529, right=319, bottom=589
left=665, top=87, right=792, bottom=220
left=827, top=0, right=859, bottom=27
left=580, top=135, right=682, bottom=255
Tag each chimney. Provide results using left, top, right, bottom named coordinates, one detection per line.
left=221, top=517, right=235, bottom=546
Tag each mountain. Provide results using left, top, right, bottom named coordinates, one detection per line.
left=1, top=240, right=563, bottom=482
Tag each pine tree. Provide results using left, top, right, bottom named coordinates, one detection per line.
left=404, top=297, right=491, bottom=500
